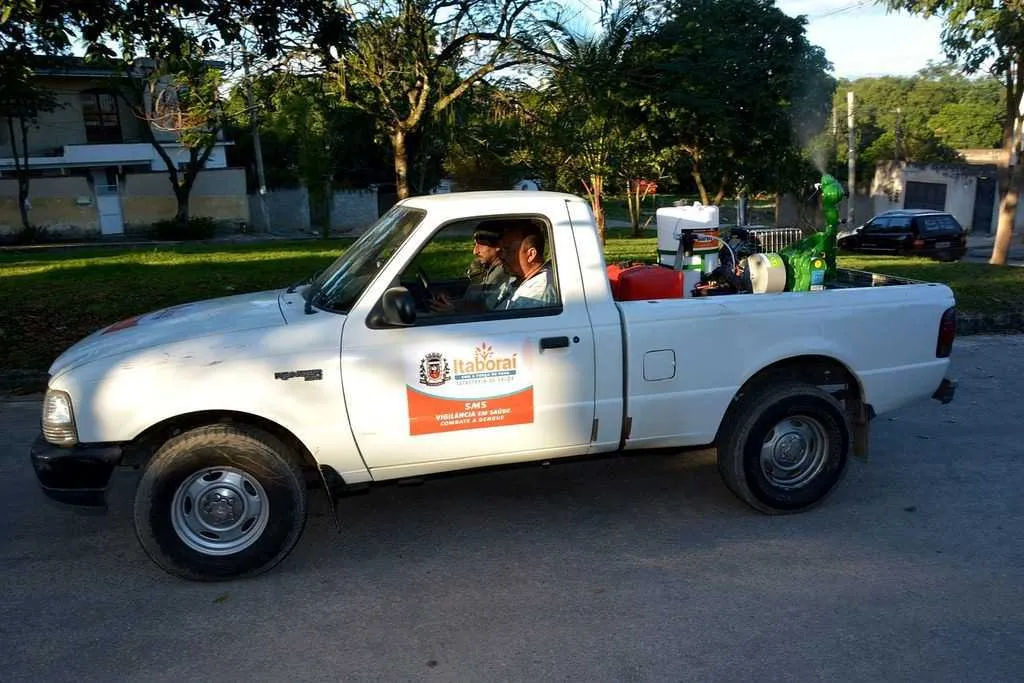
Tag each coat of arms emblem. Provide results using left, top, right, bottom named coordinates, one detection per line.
left=419, top=352, right=450, bottom=387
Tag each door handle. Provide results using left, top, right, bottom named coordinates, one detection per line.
left=539, top=336, right=570, bottom=350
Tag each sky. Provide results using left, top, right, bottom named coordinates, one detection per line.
left=774, top=0, right=949, bottom=78
left=566, top=0, right=951, bottom=80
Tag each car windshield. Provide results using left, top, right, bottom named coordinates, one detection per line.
left=306, top=205, right=426, bottom=313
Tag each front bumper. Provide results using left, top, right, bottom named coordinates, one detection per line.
left=30, top=435, right=123, bottom=507
left=932, top=377, right=957, bottom=405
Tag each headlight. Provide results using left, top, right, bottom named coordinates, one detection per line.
left=42, top=389, right=78, bottom=446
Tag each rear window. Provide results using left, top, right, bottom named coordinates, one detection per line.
left=919, top=214, right=961, bottom=234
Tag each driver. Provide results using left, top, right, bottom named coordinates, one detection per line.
left=430, top=224, right=512, bottom=313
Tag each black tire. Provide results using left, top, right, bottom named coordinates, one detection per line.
left=717, top=381, right=850, bottom=515
left=133, top=424, right=307, bottom=581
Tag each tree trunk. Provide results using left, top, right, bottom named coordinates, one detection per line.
left=9, top=116, right=31, bottom=232
left=990, top=163, right=1021, bottom=266
left=583, top=174, right=605, bottom=245
left=392, top=129, right=410, bottom=200
left=17, top=176, right=29, bottom=231
left=691, top=168, right=709, bottom=206
left=628, top=180, right=641, bottom=237
left=173, top=184, right=190, bottom=224
left=991, top=60, right=1023, bottom=265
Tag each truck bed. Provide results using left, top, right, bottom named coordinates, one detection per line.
left=831, top=267, right=923, bottom=289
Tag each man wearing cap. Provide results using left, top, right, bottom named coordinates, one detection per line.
left=430, top=225, right=512, bottom=313
left=463, top=227, right=510, bottom=309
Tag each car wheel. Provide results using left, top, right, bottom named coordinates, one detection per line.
left=717, top=381, right=850, bottom=514
left=133, top=424, right=307, bottom=581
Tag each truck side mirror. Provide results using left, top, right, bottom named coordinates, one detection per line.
left=381, top=287, right=416, bottom=326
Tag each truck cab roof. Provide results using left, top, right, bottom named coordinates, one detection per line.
left=400, top=191, right=587, bottom=219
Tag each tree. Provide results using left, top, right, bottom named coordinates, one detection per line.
left=634, top=0, right=835, bottom=206
left=0, top=3, right=65, bottom=234
left=441, top=82, right=536, bottom=191
left=525, top=0, right=649, bottom=242
left=335, top=0, right=552, bottom=199
left=884, top=0, right=1024, bottom=265
left=105, top=53, right=231, bottom=226
left=71, top=0, right=350, bottom=227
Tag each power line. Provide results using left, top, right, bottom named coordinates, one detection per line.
left=808, top=0, right=874, bottom=20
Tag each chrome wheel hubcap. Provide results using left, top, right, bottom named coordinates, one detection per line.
left=760, top=416, right=829, bottom=489
left=171, top=467, right=270, bottom=556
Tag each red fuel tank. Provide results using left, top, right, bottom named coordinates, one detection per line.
left=616, top=265, right=686, bottom=301
left=607, top=263, right=626, bottom=299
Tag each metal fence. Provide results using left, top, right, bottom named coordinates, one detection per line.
left=742, top=226, right=805, bottom=253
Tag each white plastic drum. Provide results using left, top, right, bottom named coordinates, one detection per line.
left=656, top=203, right=720, bottom=266
left=747, top=253, right=787, bottom=293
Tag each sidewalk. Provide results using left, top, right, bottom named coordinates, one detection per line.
left=0, top=228, right=338, bottom=253
left=964, top=234, right=1024, bottom=265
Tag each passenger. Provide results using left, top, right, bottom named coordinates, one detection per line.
left=499, top=222, right=557, bottom=309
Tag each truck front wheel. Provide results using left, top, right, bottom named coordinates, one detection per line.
left=133, top=424, right=307, bottom=581
left=717, top=382, right=850, bottom=514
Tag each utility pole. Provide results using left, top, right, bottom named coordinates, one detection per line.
left=847, top=90, right=856, bottom=227
left=242, top=46, right=270, bottom=233
left=894, top=107, right=902, bottom=162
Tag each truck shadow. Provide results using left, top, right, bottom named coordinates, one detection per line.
left=285, top=447, right=825, bottom=574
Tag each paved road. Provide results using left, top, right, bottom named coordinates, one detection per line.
left=2, top=336, right=1023, bottom=682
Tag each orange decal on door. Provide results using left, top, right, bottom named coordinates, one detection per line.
left=407, top=385, right=534, bottom=435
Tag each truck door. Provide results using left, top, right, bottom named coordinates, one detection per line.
left=340, top=211, right=597, bottom=475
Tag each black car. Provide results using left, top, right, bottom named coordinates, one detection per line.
left=838, top=209, right=967, bottom=261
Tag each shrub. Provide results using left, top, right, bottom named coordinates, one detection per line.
left=152, top=216, right=217, bottom=240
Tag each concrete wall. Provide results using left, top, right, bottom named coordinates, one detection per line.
left=248, top=187, right=311, bottom=233
left=330, top=189, right=379, bottom=233
left=0, top=176, right=99, bottom=238
left=959, top=149, right=1006, bottom=165
left=122, top=168, right=249, bottom=228
left=870, top=161, right=1024, bottom=233
left=879, top=162, right=978, bottom=229
left=775, top=189, right=874, bottom=232
left=247, top=186, right=379, bottom=234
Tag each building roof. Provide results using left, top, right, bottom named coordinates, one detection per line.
left=26, top=55, right=227, bottom=78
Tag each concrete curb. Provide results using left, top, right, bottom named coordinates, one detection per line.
left=957, top=310, right=1024, bottom=336
left=0, top=370, right=47, bottom=399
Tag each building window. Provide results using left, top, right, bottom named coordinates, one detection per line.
left=80, top=90, right=122, bottom=143
left=904, top=181, right=947, bottom=212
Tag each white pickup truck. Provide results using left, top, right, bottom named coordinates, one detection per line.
left=31, top=191, right=957, bottom=581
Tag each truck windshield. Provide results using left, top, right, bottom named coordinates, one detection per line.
left=306, top=205, right=426, bottom=313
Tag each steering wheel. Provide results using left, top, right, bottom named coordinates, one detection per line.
left=416, top=265, right=432, bottom=292
left=398, top=266, right=433, bottom=311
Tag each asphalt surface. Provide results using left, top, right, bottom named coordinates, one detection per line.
left=2, top=335, right=1023, bottom=682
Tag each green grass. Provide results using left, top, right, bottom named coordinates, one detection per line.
left=835, top=254, right=1024, bottom=316
left=1, top=237, right=1019, bottom=373
left=0, top=240, right=353, bottom=371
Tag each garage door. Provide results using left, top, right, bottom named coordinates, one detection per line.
left=905, top=181, right=947, bottom=211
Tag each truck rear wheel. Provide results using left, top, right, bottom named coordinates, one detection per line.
left=717, top=381, right=850, bottom=514
left=133, top=424, right=307, bottom=581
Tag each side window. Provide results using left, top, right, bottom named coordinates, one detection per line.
left=863, top=217, right=888, bottom=232
left=888, top=216, right=912, bottom=231
left=395, top=216, right=562, bottom=325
